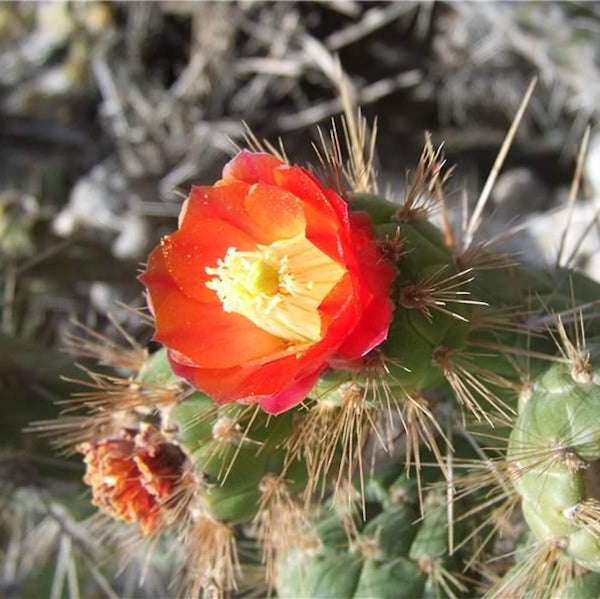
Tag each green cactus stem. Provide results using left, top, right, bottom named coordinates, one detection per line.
left=276, top=466, right=468, bottom=599
left=508, top=344, right=600, bottom=573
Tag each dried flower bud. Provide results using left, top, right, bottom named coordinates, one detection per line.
left=79, top=427, right=187, bottom=534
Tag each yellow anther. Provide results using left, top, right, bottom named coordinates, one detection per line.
left=206, top=233, right=345, bottom=344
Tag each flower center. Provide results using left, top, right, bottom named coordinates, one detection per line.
left=206, top=233, right=346, bottom=344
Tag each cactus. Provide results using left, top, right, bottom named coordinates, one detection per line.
left=32, top=106, right=600, bottom=599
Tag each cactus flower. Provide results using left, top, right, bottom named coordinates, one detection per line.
left=79, top=427, right=187, bottom=534
left=140, top=150, right=396, bottom=414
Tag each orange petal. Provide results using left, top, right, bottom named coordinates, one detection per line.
left=273, top=165, right=346, bottom=263
left=168, top=357, right=252, bottom=401
left=258, top=368, right=322, bottom=414
left=139, top=245, right=181, bottom=316
left=348, top=212, right=397, bottom=295
left=222, top=150, right=284, bottom=185
left=243, top=183, right=306, bottom=243
left=317, top=272, right=356, bottom=335
left=169, top=323, right=339, bottom=405
left=335, top=294, right=394, bottom=361
left=161, top=218, right=257, bottom=305
left=180, top=183, right=252, bottom=233
left=183, top=182, right=306, bottom=245
left=273, top=165, right=337, bottom=219
left=169, top=346, right=319, bottom=402
left=154, top=292, right=286, bottom=368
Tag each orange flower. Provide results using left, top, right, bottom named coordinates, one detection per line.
left=140, top=151, right=396, bottom=414
left=79, top=428, right=187, bottom=534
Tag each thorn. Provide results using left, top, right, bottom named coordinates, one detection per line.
left=556, top=126, right=591, bottom=268
left=465, top=77, right=537, bottom=249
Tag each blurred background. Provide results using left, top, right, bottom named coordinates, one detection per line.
left=1, top=1, right=600, bottom=597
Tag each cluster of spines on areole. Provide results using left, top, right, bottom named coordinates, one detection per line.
left=29, top=323, right=183, bottom=454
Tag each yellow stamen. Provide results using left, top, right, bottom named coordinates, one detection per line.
left=206, top=233, right=346, bottom=344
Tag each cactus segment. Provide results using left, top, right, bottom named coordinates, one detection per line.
left=378, top=218, right=473, bottom=393
left=507, top=345, right=600, bottom=573
left=170, top=392, right=305, bottom=524
left=277, top=469, right=464, bottom=599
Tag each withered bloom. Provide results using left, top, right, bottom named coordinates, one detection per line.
left=79, top=426, right=188, bottom=534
